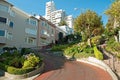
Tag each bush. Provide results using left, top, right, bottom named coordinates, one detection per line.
left=0, top=62, right=9, bottom=71
left=51, top=44, right=70, bottom=51
left=1, top=52, right=11, bottom=57
left=117, top=53, right=120, bottom=59
left=83, top=46, right=94, bottom=54
left=93, top=46, right=103, bottom=60
left=106, top=40, right=120, bottom=54
left=0, top=62, right=34, bottom=75
left=7, top=66, right=34, bottom=75
left=8, top=57, right=22, bottom=68
left=21, top=48, right=33, bottom=55
left=75, top=52, right=94, bottom=58
left=64, top=45, right=80, bottom=55
left=22, top=54, right=40, bottom=68
left=91, top=36, right=101, bottom=45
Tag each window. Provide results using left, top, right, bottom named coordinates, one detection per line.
left=0, top=30, right=5, bottom=36
left=0, top=17, right=7, bottom=23
left=25, top=37, right=35, bottom=44
left=26, top=18, right=38, bottom=26
left=9, top=21, right=14, bottom=28
left=41, top=21, right=45, bottom=26
left=7, top=32, right=13, bottom=40
left=41, top=30, right=47, bottom=35
left=0, top=4, right=9, bottom=12
left=10, top=10, right=15, bottom=17
left=25, top=28, right=37, bottom=35
left=27, top=18, right=38, bottom=26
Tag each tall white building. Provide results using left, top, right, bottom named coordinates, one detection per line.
left=45, top=0, right=56, bottom=21
left=65, top=15, right=74, bottom=28
left=51, top=9, right=66, bottom=26
left=45, top=0, right=74, bottom=34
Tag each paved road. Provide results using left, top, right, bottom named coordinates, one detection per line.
left=34, top=51, right=113, bottom=80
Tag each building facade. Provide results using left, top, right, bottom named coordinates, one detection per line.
left=45, top=1, right=74, bottom=34
left=36, top=15, right=56, bottom=47
left=0, top=0, right=73, bottom=48
left=45, top=0, right=56, bottom=21
left=0, top=0, right=38, bottom=48
left=51, top=9, right=66, bottom=26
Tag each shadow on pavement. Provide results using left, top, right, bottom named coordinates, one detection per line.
left=35, top=49, right=67, bottom=73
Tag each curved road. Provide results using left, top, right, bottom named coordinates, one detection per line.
left=34, top=51, right=113, bottom=80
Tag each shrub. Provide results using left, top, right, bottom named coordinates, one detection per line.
left=0, top=62, right=9, bottom=71
left=21, top=48, right=33, bottom=55
left=117, top=53, right=120, bottom=59
left=0, top=62, right=34, bottom=75
left=51, top=44, right=70, bottom=51
left=93, top=46, right=103, bottom=60
left=83, top=46, right=94, bottom=54
left=0, top=52, right=11, bottom=57
left=91, top=36, right=101, bottom=45
left=22, top=54, right=40, bottom=68
left=2, top=47, right=10, bottom=52
left=7, top=66, right=34, bottom=75
left=106, top=40, right=120, bottom=54
left=75, top=52, right=94, bottom=58
left=8, top=57, right=22, bottom=68
left=12, top=50, right=21, bottom=57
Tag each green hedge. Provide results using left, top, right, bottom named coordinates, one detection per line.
left=93, top=46, right=103, bottom=60
left=7, top=66, right=34, bottom=75
left=0, top=62, right=34, bottom=75
left=0, top=62, right=9, bottom=71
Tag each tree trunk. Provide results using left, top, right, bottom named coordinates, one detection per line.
left=114, top=35, right=118, bottom=42
left=87, top=38, right=91, bottom=47
left=114, top=18, right=118, bottom=42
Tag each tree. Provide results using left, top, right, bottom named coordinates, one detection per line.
left=58, top=20, right=68, bottom=26
left=74, top=10, right=103, bottom=46
left=105, top=0, right=120, bottom=42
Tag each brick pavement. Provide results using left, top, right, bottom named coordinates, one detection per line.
left=34, top=51, right=113, bottom=80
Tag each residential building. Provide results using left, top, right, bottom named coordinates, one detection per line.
left=35, top=15, right=56, bottom=46
left=58, top=25, right=74, bottom=35
left=0, top=0, right=72, bottom=48
left=65, top=15, right=74, bottom=29
left=0, top=0, right=38, bottom=48
left=51, top=9, right=66, bottom=26
left=45, top=0, right=74, bottom=35
left=45, top=0, right=56, bottom=21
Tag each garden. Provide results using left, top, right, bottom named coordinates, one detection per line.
left=51, top=34, right=104, bottom=60
left=0, top=47, right=43, bottom=75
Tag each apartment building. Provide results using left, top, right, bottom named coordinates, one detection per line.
left=45, top=1, right=74, bottom=35
left=35, top=15, right=56, bottom=46
left=45, top=0, right=56, bottom=21
left=51, top=9, right=66, bottom=26
left=0, top=0, right=70, bottom=48
left=65, top=15, right=74, bottom=29
left=0, top=0, right=38, bottom=48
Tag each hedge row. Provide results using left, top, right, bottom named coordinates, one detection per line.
left=0, top=62, right=34, bottom=75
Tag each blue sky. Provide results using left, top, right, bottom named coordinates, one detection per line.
left=7, top=0, right=113, bottom=25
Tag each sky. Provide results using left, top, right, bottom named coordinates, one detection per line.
left=7, top=0, right=113, bottom=25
